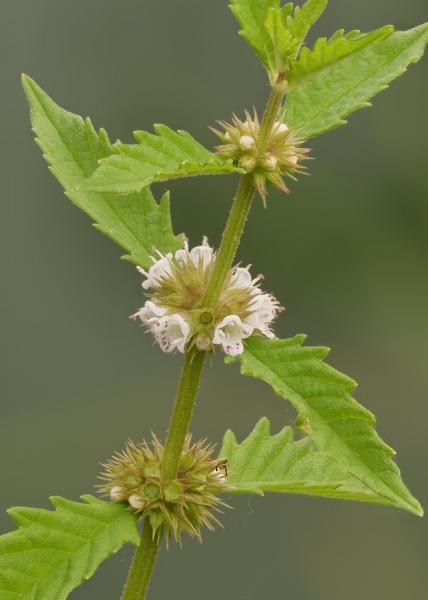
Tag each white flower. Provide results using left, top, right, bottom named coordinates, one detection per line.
left=139, top=254, right=174, bottom=290
left=245, top=294, right=280, bottom=338
left=188, top=240, right=214, bottom=270
left=213, top=315, right=253, bottom=356
left=230, top=266, right=253, bottom=289
left=133, top=300, right=168, bottom=325
left=133, top=239, right=282, bottom=355
left=152, top=314, right=190, bottom=354
left=172, top=238, right=215, bottom=271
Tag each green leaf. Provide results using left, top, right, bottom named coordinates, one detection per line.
left=226, top=336, right=423, bottom=516
left=83, top=125, right=240, bottom=195
left=22, top=75, right=184, bottom=269
left=285, top=23, right=428, bottom=139
left=220, top=418, right=402, bottom=506
left=0, top=495, right=139, bottom=600
left=231, top=0, right=327, bottom=76
left=265, top=8, right=296, bottom=73
left=284, top=0, right=328, bottom=54
left=230, top=0, right=282, bottom=71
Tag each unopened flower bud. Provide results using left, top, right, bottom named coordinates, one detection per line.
left=239, top=154, right=257, bottom=171
left=110, top=485, right=124, bottom=501
left=274, top=122, right=289, bottom=134
left=262, top=154, right=278, bottom=171
left=239, top=135, right=256, bottom=150
left=129, top=494, right=145, bottom=510
left=195, top=333, right=213, bottom=352
left=213, top=111, right=309, bottom=198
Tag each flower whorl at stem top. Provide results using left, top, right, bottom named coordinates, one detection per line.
left=212, top=111, right=310, bottom=200
left=132, top=238, right=282, bottom=356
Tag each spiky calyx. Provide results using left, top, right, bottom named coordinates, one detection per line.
left=212, top=111, right=310, bottom=200
left=99, top=436, right=230, bottom=545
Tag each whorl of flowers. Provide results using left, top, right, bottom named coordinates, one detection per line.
left=131, top=238, right=282, bottom=356
left=212, top=111, right=310, bottom=199
left=99, top=435, right=229, bottom=544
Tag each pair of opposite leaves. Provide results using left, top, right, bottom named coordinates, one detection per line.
left=2, top=1, right=427, bottom=599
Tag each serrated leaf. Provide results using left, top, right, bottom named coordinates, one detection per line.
left=284, top=0, right=328, bottom=54
left=220, top=418, right=401, bottom=506
left=22, top=75, right=184, bottom=269
left=226, top=336, right=422, bottom=516
left=83, top=125, right=241, bottom=195
left=288, top=26, right=393, bottom=84
left=285, top=23, right=428, bottom=138
left=231, top=0, right=327, bottom=76
left=230, top=0, right=282, bottom=71
left=265, top=8, right=297, bottom=73
left=0, top=495, right=139, bottom=600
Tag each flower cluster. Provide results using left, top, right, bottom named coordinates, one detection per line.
left=99, top=435, right=229, bottom=544
left=212, top=111, right=310, bottom=199
left=132, top=239, right=282, bottom=356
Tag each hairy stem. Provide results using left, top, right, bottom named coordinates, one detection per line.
left=121, top=520, right=160, bottom=600
left=256, top=83, right=286, bottom=155
left=201, top=174, right=255, bottom=309
left=122, top=83, right=286, bottom=600
left=162, top=348, right=206, bottom=479
left=201, top=84, right=285, bottom=309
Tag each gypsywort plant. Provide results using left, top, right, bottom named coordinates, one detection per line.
left=2, top=1, right=427, bottom=598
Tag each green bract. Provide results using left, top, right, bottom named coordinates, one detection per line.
left=226, top=337, right=422, bottom=516
left=0, top=496, right=138, bottom=599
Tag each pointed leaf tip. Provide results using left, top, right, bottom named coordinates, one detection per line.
left=22, top=77, right=183, bottom=268
left=286, top=23, right=428, bottom=138
left=227, top=336, right=422, bottom=515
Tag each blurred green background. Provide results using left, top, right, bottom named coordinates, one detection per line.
left=2, top=1, right=428, bottom=598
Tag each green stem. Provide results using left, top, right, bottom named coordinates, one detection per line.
left=256, top=83, right=286, bottom=156
left=162, top=348, right=206, bottom=479
left=201, top=84, right=285, bottom=309
left=122, top=82, right=286, bottom=600
left=201, top=174, right=255, bottom=309
left=121, top=520, right=160, bottom=600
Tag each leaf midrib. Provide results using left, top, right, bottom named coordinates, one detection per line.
left=287, top=27, right=427, bottom=134
left=286, top=29, right=392, bottom=92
